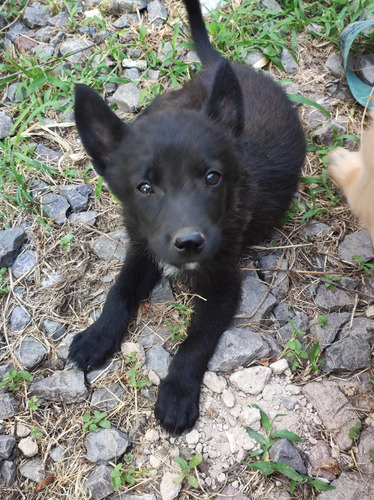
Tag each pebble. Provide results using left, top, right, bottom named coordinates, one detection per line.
left=0, top=435, right=16, bottom=460
left=30, top=368, right=88, bottom=403
left=203, top=371, right=227, bottom=393
left=15, top=335, right=48, bottom=370
left=185, top=429, right=200, bottom=445
left=84, top=427, right=130, bottom=464
left=0, top=111, right=14, bottom=139
left=0, top=227, right=27, bottom=267
left=18, top=436, right=39, bottom=457
left=11, top=250, right=38, bottom=279
left=9, top=306, right=31, bottom=331
left=145, top=345, right=171, bottom=379
left=229, top=366, right=272, bottom=395
left=113, top=83, right=141, bottom=112
left=160, top=470, right=182, bottom=500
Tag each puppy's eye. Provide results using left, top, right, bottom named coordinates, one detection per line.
left=205, top=171, right=221, bottom=186
left=137, top=182, right=154, bottom=195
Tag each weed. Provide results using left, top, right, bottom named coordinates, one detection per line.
left=279, top=320, right=322, bottom=372
left=60, top=234, right=74, bottom=252
left=353, top=256, right=374, bottom=275
left=82, top=411, right=111, bottom=433
left=348, top=421, right=362, bottom=440
left=110, top=453, right=151, bottom=491
left=0, top=267, right=9, bottom=296
left=0, top=369, right=33, bottom=391
left=28, top=395, right=40, bottom=411
left=324, top=274, right=341, bottom=292
left=31, top=428, right=43, bottom=438
left=125, top=352, right=152, bottom=389
left=174, top=453, right=202, bottom=488
left=317, top=315, right=330, bottom=327
left=244, top=405, right=335, bottom=494
left=167, top=302, right=191, bottom=342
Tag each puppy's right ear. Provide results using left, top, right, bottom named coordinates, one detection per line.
left=75, top=84, right=128, bottom=176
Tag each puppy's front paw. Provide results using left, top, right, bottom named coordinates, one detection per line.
left=154, top=376, right=200, bottom=434
left=68, top=324, right=120, bottom=371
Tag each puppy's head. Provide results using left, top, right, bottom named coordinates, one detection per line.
left=74, top=62, right=244, bottom=271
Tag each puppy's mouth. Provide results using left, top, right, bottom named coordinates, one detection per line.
left=181, top=262, right=201, bottom=272
left=159, top=261, right=201, bottom=278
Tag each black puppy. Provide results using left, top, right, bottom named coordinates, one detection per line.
left=70, top=0, right=305, bottom=434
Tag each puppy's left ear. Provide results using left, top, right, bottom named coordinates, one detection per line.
left=75, top=84, right=129, bottom=176
left=204, top=60, right=244, bottom=137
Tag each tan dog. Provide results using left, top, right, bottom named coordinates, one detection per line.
left=328, top=112, right=374, bottom=245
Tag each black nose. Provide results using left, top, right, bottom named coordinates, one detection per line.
left=173, top=228, right=205, bottom=253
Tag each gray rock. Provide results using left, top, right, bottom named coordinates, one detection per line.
left=314, top=285, right=355, bottom=312
left=59, top=39, right=94, bottom=64
left=235, top=270, right=277, bottom=325
left=201, top=0, right=228, bottom=15
left=151, top=280, right=174, bottom=302
left=308, top=440, right=337, bottom=481
left=0, top=392, right=19, bottom=420
left=55, top=332, right=76, bottom=359
left=309, top=312, right=350, bottom=347
left=258, top=252, right=289, bottom=300
left=15, top=336, right=48, bottom=370
left=246, top=49, right=266, bottom=67
left=112, top=493, right=157, bottom=500
left=113, top=83, right=141, bottom=112
left=147, top=0, right=168, bottom=25
left=316, top=472, right=374, bottom=499
left=48, top=11, right=70, bottom=28
left=272, top=302, right=293, bottom=327
left=11, top=250, right=38, bottom=279
left=121, top=57, right=147, bottom=70
left=42, top=319, right=66, bottom=340
left=7, top=82, right=27, bottom=102
left=208, top=327, right=271, bottom=371
left=278, top=312, right=309, bottom=343
left=324, top=52, right=344, bottom=78
left=280, top=48, right=298, bottom=74
left=41, top=192, right=70, bottom=224
left=323, top=334, right=372, bottom=373
left=41, top=269, right=63, bottom=287
left=30, top=369, right=89, bottom=403
left=110, top=0, right=148, bottom=15
left=34, top=26, right=54, bottom=42
left=19, top=457, right=44, bottom=483
left=145, top=345, right=171, bottom=379
left=137, top=326, right=170, bottom=348
left=113, top=13, right=136, bottom=28
left=281, top=81, right=302, bottom=96
left=357, top=427, right=374, bottom=475
left=9, top=306, right=31, bottom=331
left=6, top=22, right=29, bottom=42
left=69, top=210, right=98, bottom=226
left=124, top=67, right=140, bottom=81
left=303, top=381, right=357, bottom=451
left=269, top=439, right=306, bottom=474
left=0, top=460, right=17, bottom=487
left=311, top=120, right=346, bottom=146
left=0, top=111, right=14, bottom=139
left=325, top=81, right=353, bottom=102
left=338, top=230, right=374, bottom=264
left=0, top=435, right=16, bottom=460
left=0, top=227, right=27, bottom=267
left=261, top=0, right=283, bottom=12
left=229, top=366, right=272, bottom=396
left=34, top=44, right=55, bottom=59
left=50, top=445, right=66, bottom=462
left=85, top=464, right=115, bottom=500
left=0, top=363, right=15, bottom=380
left=357, top=54, right=374, bottom=86
left=85, top=427, right=130, bottom=464
left=23, top=4, right=49, bottom=29
left=91, top=382, right=127, bottom=411
left=304, top=108, right=329, bottom=130
left=299, top=222, right=332, bottom=239
left=35, top=144, right=63, bottom=163
left=59, top=184, right=93, bottom=212
left=93, top=229, right=130, bottom=262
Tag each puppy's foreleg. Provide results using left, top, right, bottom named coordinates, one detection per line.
left=69, top=248, right=161, bottom=371
left=155, top=267, right=242, bottom=434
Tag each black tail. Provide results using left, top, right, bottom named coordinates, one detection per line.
left=183, top=0, right=222, bottom=66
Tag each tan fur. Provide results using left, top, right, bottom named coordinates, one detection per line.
left=328, top=111, right=374, bottom=245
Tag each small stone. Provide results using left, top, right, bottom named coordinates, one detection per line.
left=314, top=285, right=355, bottom=312
left=238, top=406, right=261, bottom=429
left=19, top=458, right=44, bottom=482
left=160, top=470, right=182, bottom=500
left=42, top=319, right=66, bottom=340
left=18, top=436, right=38, bottom=458
left=110, top=0, right=148, bottom=15
left=317, top=472, right=374, bottom=499
left=59, top=39, right=94, bottom=64
left=6, top=22, right=29, bottom=42
left=260, top=0, right=283, bottom=12
left=41, top=192, right=70, bottom=224
left=357, top=427, right=374, bottom=475
left=299, top=222, right=332, bottom=239
left=357, top=54, right=374, bottom=86
left=323, top=334, right=372, bottom=373
left=148, top=69, right=160, bottom=80
left=122, top=57, right=147, bottom=70
left=11, top=250, right=38, bottom=279
left=121, top=341, right=146, bottom=365
left=270, top=358, right=289, bottom=375
left=85, top=427, right=130, bottom=464
left=23, top=5, right=49, bottom=29
left=50, top=445, right=66, bottom=462
left=0, top=435, right=16, bottom=460
left=185, top=429, right=200, bottom=445
left=280, top=48, right=298, bottom=74
left=0, top=392, right=19, bottom=420
left=12, top=423, right=31, bottom=438
left=124, top=67, right=140, bottom=81
left=48, top=11, right=70, bottom=28
left=144, top=428, right=160, bottom=442
left=246, top=49, right=266, bottom=67
left=9, top=306, right=31, bottom=331
left=229, top=366, right=272, bottom=396
left=35, top=144, right=62, bottom=163
left=30, top=369, right=88, bottom=403
left=59, top=184, right=93, bottom=212
left=85, top=465, right=115, bottom=500
left=269, top=439, right=306, bottom=473
left=91, top=382, right=126, bottom=411
left=0, top=460, right=17, bottom=487
left=41, top=269, right=63, bottom=287
left=0, top=227, right=27, bottom=267
left=201, top=0, right=228, bottom=15
left=308, top=440, right=338, bottom=481
left=69, top=210, right=98, bottom=226
left=235, top=270, right=277, bottom=324
left=203, top=371, right=226, bottom=393
left=15, top=335, right=47, bottom=370
left=311, top=121, right=346, bottom=146
left=325, top=52, right=344, bottom=78
left=221, top=388, right=236, bottom=408
left=0, top=111, right=14, bottom=139
left=137, top=326, right=170, bottom=348
left=216, top=485, right=251, bottom=500
left=93, top=229, right=130, bottom=262
left=147, top=0, right=168, bottom=25
left=338, top=230, right=374, bottom=264
left=113, top=83, right=141, bottom=112
left=145, top=345, right=171, bottom=379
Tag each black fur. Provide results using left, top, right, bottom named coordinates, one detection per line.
left=69, top=0, right=306, bottom=434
